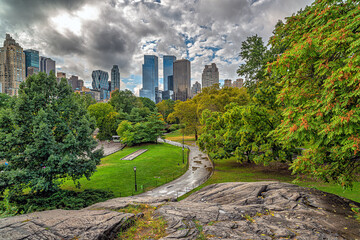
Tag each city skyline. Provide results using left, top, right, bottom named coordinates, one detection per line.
left=0, top=0, right=313, bottom=95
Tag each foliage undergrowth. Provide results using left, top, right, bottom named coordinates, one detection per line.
left=0, top=189, right=113, bottom=218
left=118, top=204, right=167, bottom=239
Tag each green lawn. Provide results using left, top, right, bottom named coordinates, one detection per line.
left=62, top=143, right=188, bottom=197
left=179, top=156, right=360, bottom=203
left=165, top=130, right=196, bottom=145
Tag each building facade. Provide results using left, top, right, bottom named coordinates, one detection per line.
left=140, top=55, right=158, bottom=102
left=40, top=56, right=56, bottom=75
left=56, top=72, right=66, bottom=83
left=191, top=81, right=201, bottom=97
left=233, top=78, right=244, bottom=88
left=0, top=34, right=26, bottom=96
left=163, top=55, right=176, bottom=92
left=173, top=59, right=191, bottom=101
left=24, top=49, right=39, bottom=77
left=201, top=63, right=219, bottom=89
left=224, top=79, right=232, bottom=87
left=68, top=75, right=83, bottom=91
left=92, top=70, right=110, bottom=100
left=111, top=65, right=120, bottom=92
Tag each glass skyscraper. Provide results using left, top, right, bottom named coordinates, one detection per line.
left=140, top=55, right=158, bottom=102
left=163, top=55, right=176, bottom=91
left=111, top=65, right=120, bottom=91
left=92, top=70, right=110, bottom=100
left=24, top=49, right=39, bottom=77
left=173, top=59, right=191, bottom=101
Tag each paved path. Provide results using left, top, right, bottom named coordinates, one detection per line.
left=140, top=139, right=213, bottom=198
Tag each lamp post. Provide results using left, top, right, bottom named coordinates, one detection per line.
left=182, top=127, right=185, bottom=164
left=133, top=166, right=137, bottom=192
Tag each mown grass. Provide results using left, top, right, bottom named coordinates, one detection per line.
left=177, top=147, right=360, bottom=203
left=165, top=130, right=196, bottom=145
left=62, top=143, right=188, bottom=197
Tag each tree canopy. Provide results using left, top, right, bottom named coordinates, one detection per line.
left=0, top=72, right=102, bottom=195
left=270, top=0, right=360, bottom=187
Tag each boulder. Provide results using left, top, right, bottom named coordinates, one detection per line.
left=0, top=209, right=134, bottom=240
left=157, top=182, right=360, bottom=239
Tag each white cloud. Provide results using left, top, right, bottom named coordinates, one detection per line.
left=0, top=0, right=313, bottom=92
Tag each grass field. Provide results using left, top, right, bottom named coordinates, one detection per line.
left=165, top=130, right=196, bottom=146
left=179, top=156, right=360, bottom=202
left=61, top=143, right=188, bottom=197
left=165, top=130, right=360, bottom=203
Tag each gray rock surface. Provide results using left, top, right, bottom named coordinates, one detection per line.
left=1, top=183, right=359, bottom=240
left=157, top=182, right=360, bottom=240
left=0, top=209, right=134, bottom=240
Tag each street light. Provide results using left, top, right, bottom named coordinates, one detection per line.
left=133, top=166, right=137, bottom=192
left=182, top=126, right=185, bottom=164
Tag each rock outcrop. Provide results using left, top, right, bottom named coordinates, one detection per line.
left=0, top=209, right=134, bottom=240
left=0, top=182, right=359, bottom=239
left=157, top=182, right=360, bottom=239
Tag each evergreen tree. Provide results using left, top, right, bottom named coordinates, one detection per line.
left=0, top=72, right=102, bottom=195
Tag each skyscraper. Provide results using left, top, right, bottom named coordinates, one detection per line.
left=140, top=55, right=158, bottom=102
left=224, top=79, right=232, bottom=87
left=24, top=49, right=39, bottom=77
left=0, top=34, right=26, bottom=96
left=92, top=70, right=110, bottom=100
left=40, top=56, right=56, bottom=75
left=111, top=65, right=120, bottom=91
left=173, top=59, right=191, bottom=101
left=163, top=55, right=176, bottom=91
left=233, top=78, right=244, bottom=88
left=191, top=81, right=201, bottom=97
left=202, top=63, right=219, bottom=89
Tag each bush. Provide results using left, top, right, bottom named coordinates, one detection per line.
left=0, top=189, right=114, bottom=216
left=169, top=124, right=180, bottom=132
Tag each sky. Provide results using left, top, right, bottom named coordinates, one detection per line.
left=0, top=0, right=313, bottom=95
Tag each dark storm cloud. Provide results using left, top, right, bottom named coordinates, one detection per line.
left=0, top=0, right=314, bottom=90
left=43, top=28, right=85, bottom=55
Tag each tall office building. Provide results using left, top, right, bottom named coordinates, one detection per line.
left=0, top=34, right=26, bottom=96
left=111, top=65, right=120, bottom=92
left=233, top=78, right=244, bottom=88
left=202, top=63, right=219, bottom=89
left=224, top=79, right=232, bottom=87
left=140, top=55, right=158, bottom=102
left=92, top=70, right=110, bottom=100
left=40, top=56, right=56, bottom=75
left=191, top=81, right=201, bottom=97
left=163, top=55, right=176, bottom=91
left=24, top=49, right=39, bottom=77
left=173, top=59, right=191, bottom=101
left=68, top=75, right=83, bottom=91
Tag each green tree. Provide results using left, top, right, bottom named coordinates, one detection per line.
left=168, top=100, right=199, bottom=140
left=156, top=99, right=177, bottom=123
left=109, top=90, right=141, bottom=114
left=116, top=113, right=165, bottom=146
left=270, top=0, right=360, bottom=187
left=0, top=93, right=11, bottom=109
left=0, top=72, right=102, bottom=195
left=87, top=103, right=119, bottom=140
left=237, top=35, right=267, bottom=92
left=127, top=107, right=151, bottom=123
left=139, top=97, right=157, bottom=112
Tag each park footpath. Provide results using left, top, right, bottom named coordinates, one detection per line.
left=0, top=139, right=214, bottom=240
left=140, top=139, right=213, bottom=198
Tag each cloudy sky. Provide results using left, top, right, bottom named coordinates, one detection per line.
left=0, top=0, right=313, bottom=95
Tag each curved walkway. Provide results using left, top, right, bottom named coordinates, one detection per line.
left=139, top=139, right=213, bottom=198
